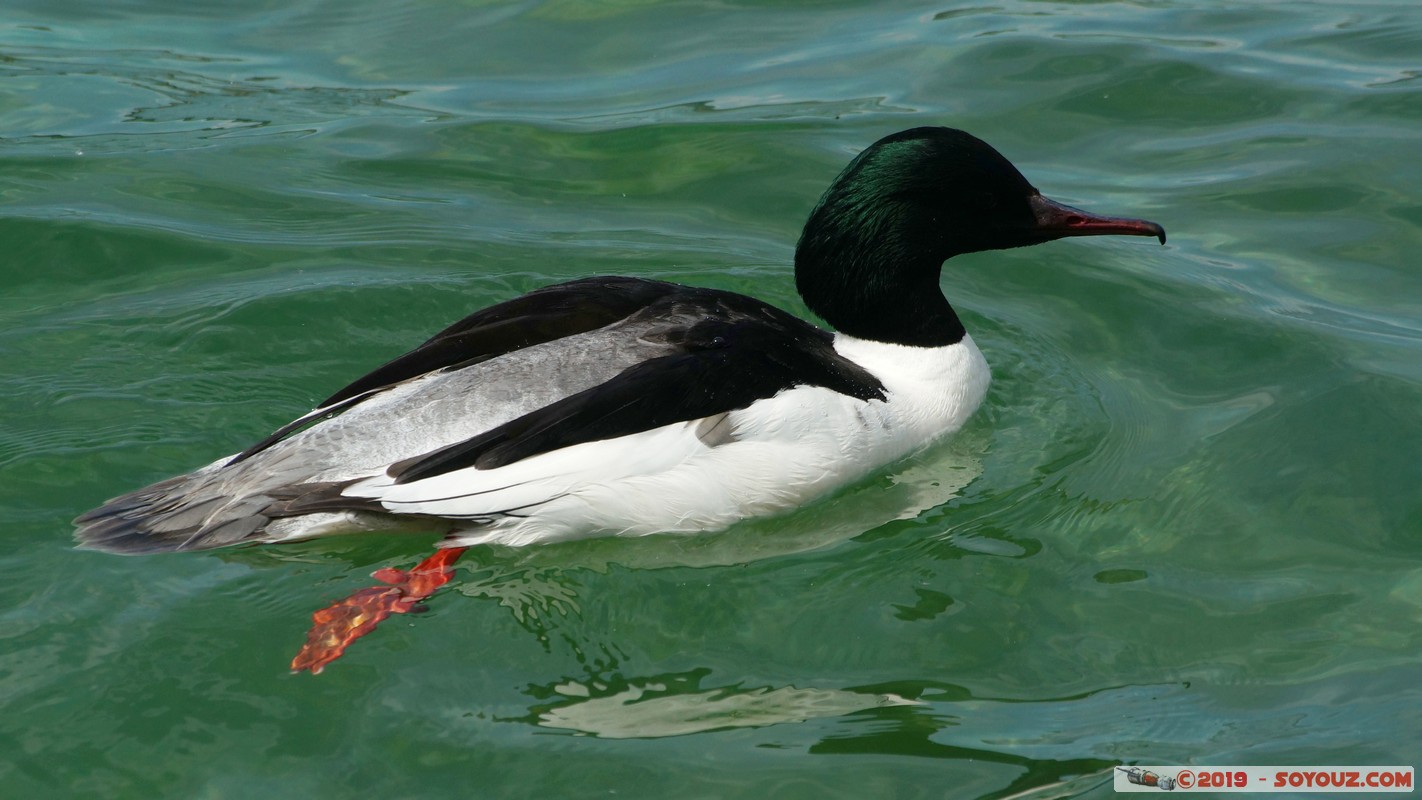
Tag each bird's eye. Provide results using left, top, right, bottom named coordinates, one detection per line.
left=979, top=193, right=1000, bottom=210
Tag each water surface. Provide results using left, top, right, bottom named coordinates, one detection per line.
left=3, top=1, right=1420, bottom=797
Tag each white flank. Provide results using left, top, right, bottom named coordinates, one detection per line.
left=335, top=334, right=991, bottom=547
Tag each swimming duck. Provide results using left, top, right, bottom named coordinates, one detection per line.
left=75, top=127, right=1164, bottom=557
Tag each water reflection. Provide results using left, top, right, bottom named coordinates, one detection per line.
left=518, top=668, right=919, bottom=739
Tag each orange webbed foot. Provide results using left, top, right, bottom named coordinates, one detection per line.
left=290, top=546, right=469, bottom=674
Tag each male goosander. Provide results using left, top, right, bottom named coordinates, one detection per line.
left=75, top=127, right=1164, bottom=557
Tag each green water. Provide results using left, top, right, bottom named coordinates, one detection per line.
left=4, top=0, right=1420, bottom=797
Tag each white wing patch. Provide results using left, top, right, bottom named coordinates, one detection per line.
left=342, top=420, right=714, bottom=520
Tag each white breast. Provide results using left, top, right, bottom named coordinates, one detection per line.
left=827, top=332, right=992, bottom=459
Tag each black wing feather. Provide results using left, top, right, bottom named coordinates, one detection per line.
left=388, top=298, right=886, bottom=484
left=320, top=276, right=682, bottom=406
left=228, top=276, right=684, bottom=465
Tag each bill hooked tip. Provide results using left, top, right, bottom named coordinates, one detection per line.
left=1029, top=194, right=1166, bottom=245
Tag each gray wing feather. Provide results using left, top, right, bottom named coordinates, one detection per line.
left=73, top=321, right=675, bottom=554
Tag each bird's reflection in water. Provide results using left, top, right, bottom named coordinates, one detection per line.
left=516, top=667, right=921, bottom=739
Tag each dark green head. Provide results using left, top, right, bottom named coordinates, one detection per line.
left=795, top=127, right=1165, bottom=346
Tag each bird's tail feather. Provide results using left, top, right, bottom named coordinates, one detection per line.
left=73, top=468, right=276, bottom=554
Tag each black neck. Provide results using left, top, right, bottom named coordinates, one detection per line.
left=794, top=224, right=966, bottom=348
